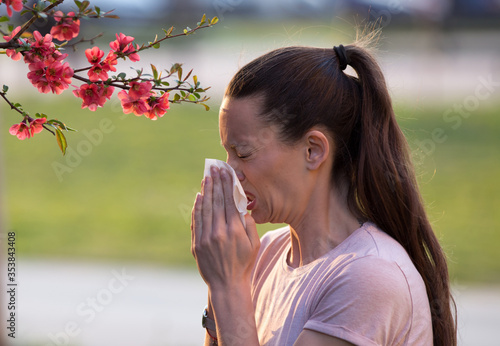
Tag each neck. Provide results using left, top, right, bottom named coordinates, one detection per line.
left=287, top=182, right=361, bottom=268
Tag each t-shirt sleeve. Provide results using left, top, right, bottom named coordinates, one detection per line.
left=303, top=256, right=413, bottom=345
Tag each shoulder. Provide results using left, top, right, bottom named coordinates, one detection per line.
left=307, top=256, right=414, bottom=345
left=318, top=254, right=412, bottom=311
left=259, top=225, right=289, bottom=250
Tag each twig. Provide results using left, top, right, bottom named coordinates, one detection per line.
left=42, top=124, right=56, bottom=136
left=0, top=41, right=21, bottom=49
left=72, top=74, right=199, bottom=93
left=0, top=92, right=25, bottom=116
left=64, top=32, right=105, bottom=52
left=136, top=23, right=215, bottom=53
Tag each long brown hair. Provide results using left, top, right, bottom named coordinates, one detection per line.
left=226, top=41, right=457, bottom=345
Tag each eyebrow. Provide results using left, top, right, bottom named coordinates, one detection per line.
left=220, top=141, right=248, bottom=150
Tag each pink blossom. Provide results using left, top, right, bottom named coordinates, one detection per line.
left=126, top=44, right=140, bottom=62
left=3, top=0, right=23, bottom=17
left=24, top=31, right=55, bottom=64
left=27, top=61, right=46, bottom=84
left=102, top=52, right=117, bottom=72
left=47, top=61, right=73, bottom=94
left=109, top=33, right=140, bottom=62
left=118, top=90, right=150, bottom=116
left=27, top=60, right=73, bottom=94
left=144, top=92, right=170, bottom=120
left=9, top=122, right=31, bottom=140
left=87, top=64, right=108, bottom=82
left=128, top=81, right=152, bottom=100
left=50, top=11, right=80, bottom=41
left=3, top=26, right=22, bottom=61
left=29, top=118, right=47, bottom=136
left=73, top=84, right=114, bottom=111
left=8, top=117, right=46, bottom=140
left=109, top=33, right=134, bottom=52
left=85, top=46, right=104, bottom=64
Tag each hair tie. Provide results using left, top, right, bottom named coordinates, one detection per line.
left=333, top=44, right=349, bottom=71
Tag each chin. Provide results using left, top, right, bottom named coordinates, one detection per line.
left=249, top=210, right=267, bottom=224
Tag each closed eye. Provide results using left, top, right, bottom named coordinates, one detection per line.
left=237, top=152, right=251, bottom=159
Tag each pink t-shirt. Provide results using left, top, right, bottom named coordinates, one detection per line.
left=251, top=222, right=432, bottom=345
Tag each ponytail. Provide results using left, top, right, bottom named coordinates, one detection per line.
left=226, top=41, right=457, bottom=345
left=344, top=44, right=457, bottom=346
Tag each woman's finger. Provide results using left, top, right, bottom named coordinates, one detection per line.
left=244, top=213, right=260, bottom=248
left=192, top=192, right=203, bottom=256
left=220, top=167, right=240, bottom=228
left=211, top=167, right=227, bottom=233
left=201, top=175, right=214, bottom=243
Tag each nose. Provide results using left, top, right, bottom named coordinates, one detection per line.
left=226, top=157, right=245, bottom=182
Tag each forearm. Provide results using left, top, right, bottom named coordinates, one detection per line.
left=209, top=281, right=260, bottom=346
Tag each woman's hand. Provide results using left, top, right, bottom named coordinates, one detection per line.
left=191, top=166, right=260, bottom=290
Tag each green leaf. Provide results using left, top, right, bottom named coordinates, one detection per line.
left=117, top=72, right=126, bottom=80
left=151, top=64, right=158, bottom=80
left=173, top=94, right=180, bottom=102
left=55, top=128, right=67, bottom=155
left=0, top=16, right=9, bottom=22
left=74, top=0, right=83, bottom=8
left=153, top=42, right=160, bottom=49
left=177, top=66, right=183, bottom=81
left=193, top=92, right=200, bottom=98
left=94, top=6, right=101, bottom=15
left=188, top=94, right=196, bottom=102
left=210, top=17, right=219, bottom=25
left=163, top=26, right=174, bottom=37
left=2, top=85, right=8, bottom=93
left=81, top=0, right=90, bottom=11
left=180, top=91, right=186, bottom=97
left=170, top=63, right=181, bottom=74
left=198, top=13, right=206, bottom=26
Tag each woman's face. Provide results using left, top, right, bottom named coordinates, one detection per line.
left=219, top=96, right=309, bottom=225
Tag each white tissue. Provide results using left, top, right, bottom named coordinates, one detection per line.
left=204, top=159, right=247, bottom=227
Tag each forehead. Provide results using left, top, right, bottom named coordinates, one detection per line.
left=219, top=96, right=266, bottom=143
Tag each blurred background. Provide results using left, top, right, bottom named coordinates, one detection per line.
left=1, top=0, right=499, bottom=345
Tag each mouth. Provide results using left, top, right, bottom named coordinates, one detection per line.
left=246, top=192, right=256, bottom=211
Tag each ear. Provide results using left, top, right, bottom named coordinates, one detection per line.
left=304, top=129, right=330, bottom=171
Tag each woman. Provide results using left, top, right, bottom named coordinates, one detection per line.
left=191, top=42, right=457, bottom=345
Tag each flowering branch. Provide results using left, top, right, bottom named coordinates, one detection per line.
left=12, top=0, right=65, bottom=41
left=0, top=0, right=218, bottom=155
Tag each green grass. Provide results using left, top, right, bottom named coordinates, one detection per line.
left=1, top=95, right=499, bottom=284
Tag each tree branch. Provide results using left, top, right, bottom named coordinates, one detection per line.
left=0, top=41, right=21, bottom=49
left=136, top=23, right=215, bottom=53
left=0, top=92, right=25, bottom=116
left=65, top=33, right=105, bottom=52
